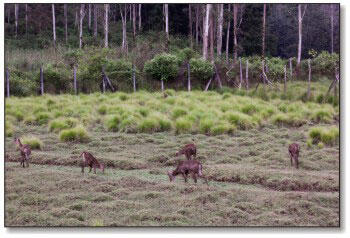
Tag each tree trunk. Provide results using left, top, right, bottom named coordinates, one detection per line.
left=120, top=5, right=128, bottom=54
left=104, top=4, right=109, bottom=48
left=165, top=4, right=169, bottom=51
left=7, top=6, right=10, bottom=24
left=133, top=64, right=136, bottom=92
left=245, top=59, right=249, bottom=90
left=226, top=5, right=231, bottom=64
left=64, top=4, right=68, bottom=44
left=289, top=58, right=293, bottom=78
left=195, top=5, right=199, bottom=45
left=74, top=66, right=77, bottom=94
left=189, top=4, right=193, bottom=48
left=233, top=4, right=238, bottom=63
left=204, top=77, right=213, bottom=91
left=130, top=4, right=132, bottom=22
left=307, top=59, right=311, bottom=100
left=25, top=4, right=28, bottom=37
left=133, top=4, right=136, bottom=40
left=209, top=7, right=214, bottom=62
left=297, top=4, right=307, bottom=73
left=15, top=4, right=18, bottom=38
left=187, top=62, right=191, bottom=91
left=52, top=4, right=56, bottom=49
left=88, top=4, right=91, bottom=32
left=94, top=4, right=98, bottom=38
left=40, top=67, right=44, bottom=95
left=138, top=4, right=141, bottom=31
left=284, top=65, right=287, bottom=94
left=6, top=68, right=10, bottom=97
left=75, top=10, right=78, bottom=28
left=79, top=4, right=85, bottom=49
left=239, top=58, right=243, bottom=89
left=330, top=4, right=334, bottom=54
left=262, top=4, right=266, bottom=61
left=161, top=80, right=164, bottom=91
left=217, top=4, right=223, bottom=56
left=202, top=4, right=211, bottom=60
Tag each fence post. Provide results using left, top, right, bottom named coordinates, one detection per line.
left=284, top=65, right=287, bottom=94
left=289, top=58, right=292, bottom=79
left=307, top=59, right=311, bottom=100
left=161, top=80, right=164, bottom=91
left=239, top=58, right=243, bottom=89
left=187, top=62, right=191, bottom=92
left=73, top=66, right=77, bottom=94
left=245, top=59, right=249, bottom=90
left=132, top=64, right=136, bottom=92
left=6, top=68, right=10, bottom=97
left=40, top=67, right=44, bottom=95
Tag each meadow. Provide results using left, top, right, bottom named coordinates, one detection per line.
left=4, top=81, right=339, bottom=226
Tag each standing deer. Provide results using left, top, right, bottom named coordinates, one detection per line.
left=288, top=143, right=300, bottom=169
left=14, top=138, right=31, bottom=168
left=168, top=160, right=208, bottom=185
left=80, top=151, right=105, bottom=174
left=176, top=143, right=197, bottom=160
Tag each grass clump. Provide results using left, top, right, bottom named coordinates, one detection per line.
left=309, top=126, right=339, bottom=146
left=5, top=121, right=14, bottom=137
left=97, top=105, right=107, bottom=115
left=210, top=123, right=234, bottom=135
left=175, top=118, right=193, bottom=134
left=59, top=126, right=89, bottom=142
left=137, top=117, right=159, bottom=133
left=34, top=112, right=51, bottom=125
left=105, top=115, right=121, bottom=132
left=172, top=107, right=187, bottom=119
left=199, top=118, right=215, bottom=134
left=271, top=113, right=307, bottom=127
left=48, top=117, right=78, bottom=133
left=21, top=136, right=43, bottom=150
left=311, top=109, right=333, bottom=123
left=225, top=111, right=256, bottom=130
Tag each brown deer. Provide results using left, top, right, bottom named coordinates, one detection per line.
left=168, top=160, right=208, bottom=185
left=80, top=151, right=105, bottom=174
left=288, top=143, right=300, bottom=169
left=14, top=138, right=31, bottom=168
left=176, top=143, right=197, bottom=160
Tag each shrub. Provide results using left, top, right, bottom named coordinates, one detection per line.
left=311, top=109, right=333, bottom=123
left=59, top=126, right=89, bottom=142
left=175, top=118, right=192, bottom=134
left=21, top=136, right=43, bottom=150
left=137, top=117, right=159, bottom=133
left=172, top=107, right=187, bottom=119
left=312, top=51, right=339, bottom=77
left=225, top=112, right=256, bottom=130
left=199, top=118, right=215, bottom=134
left=97, top=105, right=107, bottom=115
left=5, top=121, right=14, bottom=137
left=144, top=53, right=180, bottom=82
left=177, top=47, right=197, bottom=62
left=105, top=115, right=121, bottom=132
left=308, top=126, right=339, bottom=146
left=105, top=59, right=133, bottom=83
left=49, top=117, right=78, bottom=133
left=8, top=71, right=38, bottom=97
left=190, top=58, right=214, bottom=81
left=35, top=112, right=50, bottom=125
left=42, top=64, right=70, bottom=94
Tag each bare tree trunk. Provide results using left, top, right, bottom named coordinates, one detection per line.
left=209, top=7, right=214, bottom=62
left=217, top=4, right=223, bottom=56
left=138, top=4, right=141, bottom=31
left=161, top=80, right=164, bottom=91
left=284, top=65, right=287, bottom=94
left=289, top=58, right=293, bottom=78
left=245, top=59, right=249, bottom=90
left=262, top=4, right=266, bottom=61
left=7, top=6, right=10, bottom=24
left=64, top=4, right=68, bottom=44
left=74, top=66, right=77, bottom=94
left=25, top=4, right=28, bottom=37
left=202, top=4, right=211, bottom=60
left=40, top=67, right=44, bottom=95
left=120, top=5, right=128, bottom=54
left=15, top=4, right=18, bottom=38
left=297, top=4, right=307, bottom=73
left=79, top=4, right=85, bottom=49
left=52, top=4, right=56, bottom=48
left=187, top=62, right=191, bottom=91
left=239, top=58, right=243, bottom=89
left=94, top=4, right=98, bottom=38
left=189, top=4, right=193, bottom=48
left=330, top=4, right=334, bottom=54
left=165, top=4, right=169, bottom=51
left=88, top=4, right=91, bottom=32
left=307, top=59, right=311, bottom=99
left=132, top=65, right=136, bottom=92
left=233, top=4, right=238, bottom=63
left=130, top=4, right=132, bottom=22
left=204, top=77, right=213, bottom=91
left=195, top=5, right=199, bottom=45
left=75, top=10, right=78, bottom=29
left=133, top=4, right=136, bottom=40
left=6, top=68, right=10, bottom=97
left=104, top=4, right=109, bottom=48
left=226, top=5, right=231, bottom=64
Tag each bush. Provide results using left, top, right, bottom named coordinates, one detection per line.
left=97, top=105, right=107, bottom=115
left=41, top=63, right=70, bottom=94
left=49, top=117, right=78, bottom=133
left=311, top=109, right=333, bottom=123
left=175, top=118, right=192, bottom=134
left=21, top=136, right=43, bottom=150
left=7, top=71, right=38, bottom=97
left=5, top=121, right=14, bottom=137
left=105, top=59, right=134, bottom=83
left=59, top=126, right=89, bottom=142
left=137, top=117, right=159, bottom=133
left=199, top=118, right=215, bottom=134
left=144, top=53, right=180, bottom=82
left=35, top=112, right=51, bottom=125
left=172, top=107, right=187, bottom=119
left=105, top=115, right=121, bottom=132
left=308, top=126, right=339, bottom=146
left=312, top=51, right=339, bottom=77
left=225, top=111, right=256, bottom=130
left=189, top=58, right=214, bottom=81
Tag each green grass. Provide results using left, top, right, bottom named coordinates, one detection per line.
left=21, top=136, right=43, bottom=150
left=59, top=126, right=89, bottom=142
left=309, top=126, right=339, bottom=146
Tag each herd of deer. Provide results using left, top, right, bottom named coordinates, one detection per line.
left=14, top=138, right=301, bottom=185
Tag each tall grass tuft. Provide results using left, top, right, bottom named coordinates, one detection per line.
left=21, top=136, right=43, bottom=150
left=59, top=126, right=89, bottom=142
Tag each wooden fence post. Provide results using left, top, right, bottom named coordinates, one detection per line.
left=284, top=65, right=287, bottom=94
left=73, top=66, right=77, bottom=94
left=245, top=59, right=249, bottom=90
left=6, top=68, right=10, bottom=97
left=307, top=59, right=311, bottom=100
left=187, top=62, right=191, bottom=92
left=40, top=67, right=44, bottom=95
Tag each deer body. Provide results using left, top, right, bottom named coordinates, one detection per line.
left=80, top=151, right=105, bottom=174
left=168, top=160, right=208, bottom=185
left=288, top=143, right=300, bottom=169
left=176, top=143, right=197, bottom=160
left=14, top=138, right=31, bottom=168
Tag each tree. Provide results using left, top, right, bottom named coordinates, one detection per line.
left=52, top=4, right=56, bottom=48
left=297, top=4, right=307, bottom=71
left=88, top=4, right=91, bottom=32
left=79, top=4, right=86, bottom=49
left=202, top=4, right=211, bottom=60
left=120, top=4, right=128, bottom=54
left=25, top=4, right=28, bottom=36
left=330, top=4, right=334, bottom=53
left=233, top=4, right=238, bottom=63
left=209, top=6, right=214, bottom=62
left=261, top=4, right=266, bottom=61
left=164, top=4, right=169, bottom=51
left=195, top=5, right=199, bottom=45
left=217, top=4, right=224, bottom=56
left=133, top=4, right=136, bottom=39
left=138, top=4, right=141, bottom=31
left=226, top=4, right=231, bottom=64
left=104, top=4, right=109, bottom=48
left=94, top=4, right=98, bottom=38
left=189, top=4, right=193, bottom=48
left=64, top=4, right=68, bottom=44
left=14, top=4, right=18, bottom=38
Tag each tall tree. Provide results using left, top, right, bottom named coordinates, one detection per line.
left=14, top=4, right=18, bottom=38
left=79, top=4, right=86, bottom=49
left=189, top=4, right=193, bottom=48
left=88, top=4, right=91, bottom=32
left=133, top=4, right=136, bottom=39
left=195, top=5, right=199, bottom=45
left=138, top=4, right=141, bottom=31
left=217, top=4, right=224, bottom=56
left=297, top=4, right=307, bottom=70
left=52, top=4, right=56, bottom=48
left=202, top=4, right=211, bottom=60
left=209, top=6, right=214, bottom=62
left=104, top=4, right=109, bottom=48
left=226, top=4, right=231, bottom=63
left=120, top=4, right=128, bottom=54
left=330, top=4, right=334, bottom=54
left=25, top=4, right=28, bottom=36
left=164, top=4, right=169, bottom=51
left=94, top=4, right=98, bottom=38
left=262, top=4, right=266, bottom=60
left=64, top=4, right=68, bottom=44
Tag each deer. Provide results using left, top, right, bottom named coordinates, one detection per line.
left=288, top=143, right=300, bottom=169
left=176, top=143, right=197, bottom=160
left=14, top=138, right=31, bottom=168
left=168, top=160, right=208, bottom=185
left=80, top=151, right=105, bottom=174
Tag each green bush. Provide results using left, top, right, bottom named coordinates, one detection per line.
left=137, top=117, right=159, bottom=133
left=42, top=63, right=70, bottom=94
left=49, top=117, right=78, bottom=133
left=144, top=53, right=180, bottom=82
left=105, top=115, right=121, bottom=132
left=225, top=111, right=256, bottom=130
left=172, top=107, right=187, bottom=119
left=105, top=59, right=133, bottom=82
left=35, top=112, right=51, bottom=125
left=5, top=121, right=14, bottom=137
left=189, top=58, right=214, bottom=81
left=7, top=70, right=38, bottom=97
left=175, top=118, right=192, bottom=134
left=199, top=118, right=215, bottom=134
left=22, top=136, right=43, bottom=150
left=59, top=126, right=89, bottom=142
left=308, top=126, right=339, bottom=146
left=312, top=51, right=339, bottom=77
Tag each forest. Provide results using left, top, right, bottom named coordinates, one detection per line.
left=4, top=3, right=340, bottom=227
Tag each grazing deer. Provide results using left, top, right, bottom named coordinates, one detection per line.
left=14, top=138, right=31, bottom=168
left=288, top=143, right=300, bottom=169
left=176, top=143, right=197, bottom=160
left=80, top=151, right=105, bottom=174
left=168, top=160, right=208, bottom=185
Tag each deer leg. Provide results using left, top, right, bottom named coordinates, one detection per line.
left=94, top=165, right=96, bottom=174
left=295, top=156, right=299, bottom=169
left=182, top=173, right=188, bottom=183
left=192, top=173, right=198, bottom=183
left=289, top=152, right=293, bottom=167
left=89, top=166, right=92, bottom=173
left=25, top=155, right=29, bottom=167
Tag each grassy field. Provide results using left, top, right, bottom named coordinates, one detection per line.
left=4, top=81, right=339, bottom=226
